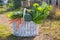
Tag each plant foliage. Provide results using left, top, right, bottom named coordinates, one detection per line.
left=29, top=2, right=52, bottom=24
left=8, top=11, right=23, bottom=20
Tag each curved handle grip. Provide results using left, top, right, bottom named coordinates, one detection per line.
left=23, top=8, right=27, bottom=21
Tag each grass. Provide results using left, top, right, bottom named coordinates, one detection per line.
left=0, top=24, right=18, bottom=40
left=39, top=20, right=60, bottom=40
left=0, top=24, right=11, bottom=37
left=0, top=8, right=6, bottom=12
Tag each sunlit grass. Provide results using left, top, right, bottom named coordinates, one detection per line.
left=39, top=20, right=60, bottom=40
left=0, top=8, right=6, bottom=12
left=0, top=24, right=18, bottom=40
left=0, top=24, right=12, bottom=37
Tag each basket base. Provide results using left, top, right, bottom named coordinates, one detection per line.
left=12, top=21, right=38, bottom=37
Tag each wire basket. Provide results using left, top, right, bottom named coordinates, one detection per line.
left=12, top=8, right=38, bottom=37
left=12, top=21, right=38, bottom=37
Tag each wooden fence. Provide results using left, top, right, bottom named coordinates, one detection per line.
left=23, top=0, right=60, bottom=9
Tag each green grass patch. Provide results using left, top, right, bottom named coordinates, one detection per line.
left=0, top=24, right=18, bottom=40
left=0, top=24, right=12, bottom=37
left=0, top=8, right=6, bottom=12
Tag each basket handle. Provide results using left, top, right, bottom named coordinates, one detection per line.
left=23, top=8, right=27, bottom=21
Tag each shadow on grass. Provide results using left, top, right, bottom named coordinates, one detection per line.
left=6, top=34, right=18, bottom=40
left=5, top=34, right=35, bottom=40
left=0, top=34, right=18, bottom=40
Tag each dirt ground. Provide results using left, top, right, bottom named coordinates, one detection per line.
left=0, top=14, right=8, bottom=25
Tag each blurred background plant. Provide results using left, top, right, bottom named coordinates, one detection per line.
left=7, top=0, right=13, bottom=10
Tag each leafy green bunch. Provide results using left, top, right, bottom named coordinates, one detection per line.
left=31, top=2, right=52, bottom=24
left=8, top=11, right=23, bottom=20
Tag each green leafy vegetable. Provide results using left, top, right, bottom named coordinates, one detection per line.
left=31, top=2, right=52, bottom=24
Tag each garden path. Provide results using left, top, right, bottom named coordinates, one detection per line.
left=0, top=14, right=8, bottom=25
